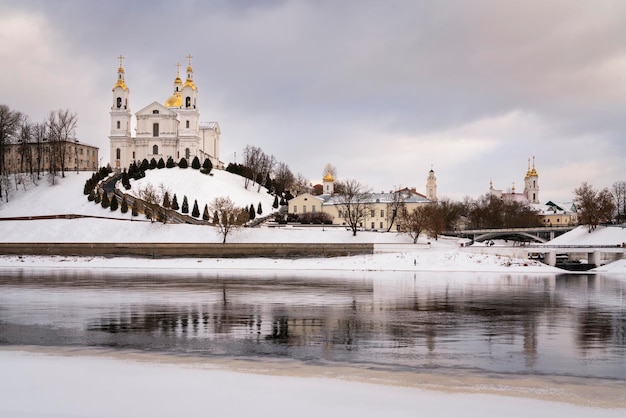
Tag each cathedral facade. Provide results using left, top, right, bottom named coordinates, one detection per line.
left=109, top=55, right=221, bottom=171
left=489, top=157, right=540, bottom=204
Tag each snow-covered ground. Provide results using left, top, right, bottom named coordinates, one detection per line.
left=0, top=170, right=624, bottom=273
left=1, top=171, right=625, bottom=417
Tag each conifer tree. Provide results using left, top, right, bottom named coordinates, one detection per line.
left=132, top=200, right=139, bottom=216
left=121, top=196, right=129, bottom=214
left=273, top=195, right=279, bottom=209
left=202, top=158, right=213, bottom=174
left=202, top=204, right=210, bottom=221
left=166, top=156, right=175, bottom=168
left=192, top=199, right=200, bottom=217
left=140, top=159, right=149, bottom=171
left=110, top=196, right=118, bottom=211
left=171, top=194, right=179, bottom=210
left=257, top=202, right=263, bottom=215
left=157, top=157, right=165, bottom=169
left=179, top=157, right=188, bottom=168
left=280, top=196, right=286, bottom=206
left=191, top=156, right=201, bottom=169
left=149, top=158, right=157, bottom=169
left=182, top=195, right=189, bottom=213
left=101, top=192, right=110, bottom=209
left=87, top=189, right=96, bottom=202
left=162, top=191, right=171, bottom=208
left=212, top=209, right=219, bottom=225
left=249, top=204, right=256, bottom=220
left=95, top=191, right=101, bottom=204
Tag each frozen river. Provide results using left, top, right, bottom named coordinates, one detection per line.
left=0, top=269, right=624, bottom=380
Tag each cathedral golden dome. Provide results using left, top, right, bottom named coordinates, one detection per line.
left=323, top=170, right=334, bottom=182
left=165, top=92, right=182, bottom=107
left=183, top=78, right=197, bottom=91
left=113, top=78, right=128, bottom=91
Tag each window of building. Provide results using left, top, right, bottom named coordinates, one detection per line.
left=116, top=121, right=120, bottom=129
left=116, top=97, right=122, bottom=108
left=116, top=148, right=121, bottom=160
left=370, top=210, right=375, bottom=217
left=380, top=222, right=383, bottom=228
left=293, top=206, right=297, bottom=213
left=152, top=110, right=159, bottom=114
left=153, top=145, right=159, bottom=155
left=312, top=205, right=316, bottom=213
left=380, top=210, right=384, bottom=217
left=371, top=222, right=375, bottom=229
left=132, top=152, right=135, bottom=159
left=185, top=97, right=191, bottom=108
left=185, top=148, right=190, bottom=160
left=153, top=123, right=159, bottom=137
left=303, top=205, right=307, bottom=213
left=186, top=120, right=190, bottom=129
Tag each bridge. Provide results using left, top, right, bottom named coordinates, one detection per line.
left=446, top=226, right=576, bottom=244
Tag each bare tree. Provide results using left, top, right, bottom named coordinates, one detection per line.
left=257, top=152, right=275, bottom=192
left=574, top=182, right=616, bottom=232
left=398, top=205, right=431, bottom=243
left=334, top=178, right=372, bottom=236
left=31, top=122, right=47, bottom=180
left=612, top=180, right=626, bottom=224
left=385, top=187, right=407, bottom=232
left=46, top=108, right=78, bottom=181
left=210, top=197, right=247, bottom=243
left=273, top=162, right=295, bottom=197
left=291, top=173, right=311, bottom=196
left=242, top=145, right=262, bottom=189
left=0, top=105, right=24, bottom=201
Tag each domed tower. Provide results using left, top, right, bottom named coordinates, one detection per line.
left=323, top=164, right=335, bottom=195
left=175, top=55, right=201, bottom=161
left=426, top=167, right=437, bottom=202
left=164, top=63, right=183, bottom=108
left=524, top=157, right=539, bottom=204
left=109, top=55, right=132, bottom=171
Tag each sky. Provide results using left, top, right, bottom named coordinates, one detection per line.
left=1, top=0, right=625, bottom=202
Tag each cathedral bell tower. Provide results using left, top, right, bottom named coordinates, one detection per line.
left=426, top=167, right=437, bottom=202
left=523, top=157, right=539, bottom=204
left=109, top=55, right=132, bottom=170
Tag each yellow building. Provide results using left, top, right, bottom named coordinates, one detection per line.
left=3, top=140, right=99, bottom=173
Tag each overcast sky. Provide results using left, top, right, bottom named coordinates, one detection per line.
left=2, top=0, right=625, bottom=201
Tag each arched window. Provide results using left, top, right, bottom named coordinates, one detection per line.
left=185, top=97, right=191, bottom=108
left=153, top=123, right=159, bottom=137
left=185, top=148, right=190, bottom=159
left=116, top=148, right=121, bottom=159
left=153, top=145, right=159, bottom=155
left=116, top=97, right=122, bottom=108
left=152, top=109, right=159, bottom=114
left=185, top=120, right=190, bottom=129
left=116, top=121, right=120, bottom=129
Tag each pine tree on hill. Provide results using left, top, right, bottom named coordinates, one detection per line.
left=121, top=197, right=129, bottom=214
left=87, top=189, right=96, bottom=202
left=212, top=209, right=219, bottom=225
left=166, top=156, right=175, bottom=168
left=179, top=157, right=188, bottom=168
left=141, top=159, right=149, bottom=171
left=94, top=191, right=102, bottom=204
left=182, top=195, right=189, bottom=213
left=202, top=204, right=210, bottom=221
left=192, top=199, right=200, bottom=217
left=249, top=204, right=256, bottom=220
left=171, top=194, right=180, bottom=210
left=149, top=158, right=157, bottom=169
left=191, top=156, right=201, bottom=169
left=110, top=196, right=118, bottom=211
left=132, top=200, right=139, bottom=216
left=101, top=192, right=110, bottom=209
left=157, top=158, right=165, bottom=169
left=280, top=196, right=286, bottom=206
left=257, top=202, right=263, bottom=215
left=162, top=191, right=171, bottom=208
left=202, top=158, right=213, bottom=175
left=273, top=195, right=279, bottom=209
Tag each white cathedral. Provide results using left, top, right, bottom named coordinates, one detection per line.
left=109, top=55, right=221, bottom=171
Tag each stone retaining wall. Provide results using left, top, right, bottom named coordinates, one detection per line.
left=0, top=243, right=374, bottom=259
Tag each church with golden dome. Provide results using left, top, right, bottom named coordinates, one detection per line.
left=489, top=157, right=540, bottom=204
left=109, top=55, right=221, bottom=171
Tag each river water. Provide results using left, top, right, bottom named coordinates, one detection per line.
left=0, top=269, right=624, bottom=381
